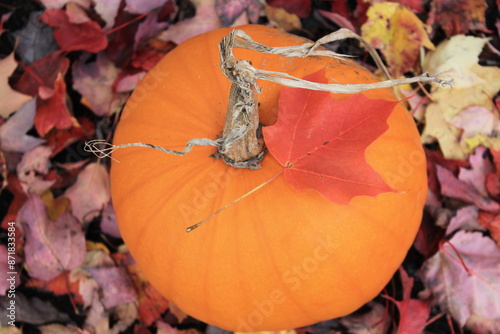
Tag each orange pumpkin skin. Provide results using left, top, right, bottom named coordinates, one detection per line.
left=111, top=25, right=426, bottom=331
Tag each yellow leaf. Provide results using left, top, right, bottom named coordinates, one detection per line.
left=361, top=2, right=434, bottom=77
left=265, top=6, right=302, bottom=32
left=421, top=103, right=468, bottom=159
left=465, top=135, right=500, bottom=152
left=421, top=35, right=500, bottom=159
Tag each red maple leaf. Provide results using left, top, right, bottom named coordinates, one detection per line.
left=40, top=9, right=108, bottom=53
left=35, top=74, right=78, bottom=137
left=262, top=69, right=397, bottom=204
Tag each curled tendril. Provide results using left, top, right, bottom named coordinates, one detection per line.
left=84, top=139, right=119, bottom=161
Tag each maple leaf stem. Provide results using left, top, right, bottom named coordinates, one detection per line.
left=186, top=170, right=283, bottom=232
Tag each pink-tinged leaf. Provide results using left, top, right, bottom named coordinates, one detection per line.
left=0, top=53, right=32, bottom=118
left=0, top=245, right=21, bottom=296
left=419, top=231, right=500, bottom=329
left=100, top=203, right=121, bottom=238
left=450, top=106, right=500, bottom=140
left=64, top=162, right=111, bottom=223
left=115, top=71, right=146, bottom=93
left=83, top=293, right=109, bottom=333
left=458, top=146, right=494, bottom=197
left=215, top=0, right=263, bottom=26
left=16, top=145, right=55, bottom=194
left=446, top=205, right=482, bottom=235
left=70, top=268, right=99, bottom=308
left=384, top=268, right=430, bottom=334
left=134, top=9, right=170, bottom=50
left=39, top=9, right=108, bottom=53
left=125, top=0, right=169, bottom=14
left=13, top=51, right=70, bottom=97
left=72, top=53, right=128, bottom=116
left=318, top=10, right=357, bottom=32
left=0, top=98, right=45, bottom=152
left=330, top=0, right=370, bottom=29
left=86, top=266, right=137, bottom=309
left=17, top=193, right=86, bottom=281
left=65, top=2, right=90, bottom=23
left=267, top=0, right=311, bottom=18
left=436, top=164, right=500, bottom=212
left=94, top=0, right=121, bottom=30
left=263, top=70, right=396, bottom=204
left=35, top=74, right=78, bottom=137
left=158, top=0, right=223, bottom=44
left=39, top=0, right=91, bottom=9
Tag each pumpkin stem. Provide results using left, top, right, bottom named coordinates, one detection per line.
left=217, top=31, right=265, bottom=169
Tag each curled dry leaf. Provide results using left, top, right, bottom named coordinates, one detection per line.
left=64, top=162, right=111, bottom=223
left=419, top=231, right=500, bottom=331
left=17, top=193, right=86, bottom=281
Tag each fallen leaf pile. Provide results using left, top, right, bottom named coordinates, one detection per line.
left=0, top=0, right=500, bottom=333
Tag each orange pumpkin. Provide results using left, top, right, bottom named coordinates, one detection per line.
left=111, top=25, right=426, bottom=331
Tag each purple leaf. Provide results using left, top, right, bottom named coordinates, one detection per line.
left=17, top=193, right=86, bottom=281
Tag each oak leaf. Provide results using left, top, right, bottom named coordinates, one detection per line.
left=263, top=70, right=396, bottom=205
